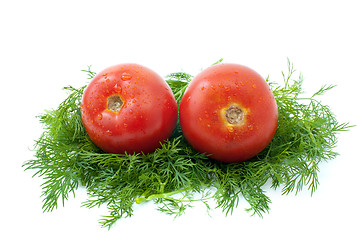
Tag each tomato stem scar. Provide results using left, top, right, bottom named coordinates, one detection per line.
left=225, top=106, right=244, bottom=124
left=107, top=94, right=123, bottom=112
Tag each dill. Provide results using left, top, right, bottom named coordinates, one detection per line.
left=23, top=60, right=352, bottom=229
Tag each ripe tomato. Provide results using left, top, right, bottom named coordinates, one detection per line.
left=81, top=63, right=178, bottom=154
left=179, top=63, right=278, bottom=163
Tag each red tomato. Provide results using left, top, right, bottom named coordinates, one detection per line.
left=179, top=63, right=278, bottom=163
left=81, top=63, right=178, bottom=154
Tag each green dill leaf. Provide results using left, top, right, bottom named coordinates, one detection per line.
left=81, top=65, right=97, bottom=80
left=212, top=58, right=224, bottom=65
left=165, top=72, right=193, bottom=104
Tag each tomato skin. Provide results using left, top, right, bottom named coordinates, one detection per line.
left=179, top=63, right=278, bottom=163
left=81, top=63, right=178, bottom=154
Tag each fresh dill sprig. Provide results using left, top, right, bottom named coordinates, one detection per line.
left=23, top=60, right=352, bottom=229
left=81, top=65, right=97, bottom=80
left=165, top=72, right=193, bottom=104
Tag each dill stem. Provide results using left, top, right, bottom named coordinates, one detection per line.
left=135, top=186, right=192, bottom=204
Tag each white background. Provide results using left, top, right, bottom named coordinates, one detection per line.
left=1, top=0, right=359, bottom=239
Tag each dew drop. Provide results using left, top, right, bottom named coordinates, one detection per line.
left=123, top=123, right=128, bottom=128
left=252, top=84, right=256, bottom=89
left=248, top=125, right=254, bottom=130
left=121, top=72, right=132, bottom=81
left=106, top=130, right=113, bottom=136
left=97, top=113, right=103, bottom=120
left=114, top=84, right=122, bottom=93
left=227, top=126, right=234, bottom=133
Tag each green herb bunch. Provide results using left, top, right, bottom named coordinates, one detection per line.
left=23, top=60, right=351, bottom=229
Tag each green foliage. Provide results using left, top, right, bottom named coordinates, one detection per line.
left=23, top=60, right=352, bottom=229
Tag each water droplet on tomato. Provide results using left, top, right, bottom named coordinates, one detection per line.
left=106, top=130, right=113, bottom=136
left=114, top=84, right=122, bottom=93
left=227, top=126, right=234, bottom=133
left=123, top=123, right=128, bottom=128
left=248, top=125, right=254, bottom=130
left=252, top=84, right=256, bottom=89
left=121, top=72, right=132, bottom=81
left=97, top=114, right=103, bottom=120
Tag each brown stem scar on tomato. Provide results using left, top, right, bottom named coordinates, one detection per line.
left=225, top=106, right=244, bottom=124
left=107, top=94, right=123, bottom=112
